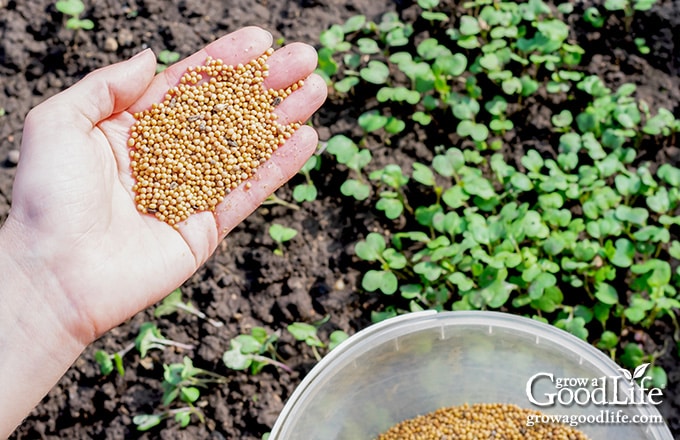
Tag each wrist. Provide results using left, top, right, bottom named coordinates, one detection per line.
left=0, top=219, right=87, bottom=438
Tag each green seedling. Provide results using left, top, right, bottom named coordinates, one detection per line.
left=326, top=135, right=372, bottom=201
left=314, top=1, right=679, bottom=393
left=134, top=406, right=204, bottom=431
left=156, top=50, right=180, bottom=73
left=222, top=327, right=292, bottom=374
left=134, top=356, right=226, bottom=431
left=268, top=223, right=298, bottom=256
left=160, top=356, right=227, bottom=406
left=135, top=322, right=195, bottom=357
left=155, top=288, right=224, bottom=328
left=635, top=38, right=650, bottom=55
left=292, top=155, right=320, bottom=203
left=288, top=322, right=324, bottom=361
left=263, top=192, right=301, bottom=211
left=95, top=343, right=134, bottom=376
left=55, top=0, right=94, bottom=30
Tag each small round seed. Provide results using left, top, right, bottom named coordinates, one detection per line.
left=128, top=49, right=299, bottom=228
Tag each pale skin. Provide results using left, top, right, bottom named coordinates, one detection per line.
left=0, top=27, right=327, bottom=438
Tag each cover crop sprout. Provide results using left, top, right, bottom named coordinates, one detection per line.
left=315, top=0, right=680, bottom=388
left=155, top=288, right=224, bottom=328
left=55, top=0, right=94, bottom=30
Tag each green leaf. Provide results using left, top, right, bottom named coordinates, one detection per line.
left=647, top=187, right=670, bottom=213
left=293, top=184, right=317, bottom=202
left=631, top=259, right=671, bottom=287
left=615, top=205, right=649, bottom=226
left=510, top=173, right=533, bottom=192
left=595, top=282, right=619, bottom=305
left=362, top=270, right=398, bottom=294
left=175, top=411, right=192, bottom=428
left=358, top=111, right=388, bottom=132
left=448, top=272, right=474, bottom=291
left=355, top=233, right=386, bottom=261
left=462, top=174, right=496, bottom=199
left=434, top=54, right=468, bottom=77
left=658, top=164, right=680, bottom=187
left=620, top=343, right=645, bottom=368
left=343, top=15, right=366, bottom=33
left=418, top=0, right=440, bottom=8
left=360, top=61, right=390, bottom=84
left=269, top=224, right=297, bottom=243
left=95, top=350, right=114, bottom=375
left=340, top=179, right=371, bottom=200
left=56, top=0, right=85, bottom=16
left=223, top=347, right=251, bottom=371
left=334, top=76, right=359, bottom=93
left=608, top=238, right=635, bottom=268
left=556, top=316, right=588, bottom=340
left=234, top=334, right=262, bottom=354
left=385, top=117, right=406, bottom=134
left=459, top=15, right=481, bottom=35
left=287, top=322, right=319, bottom=342
left=376, top=197, right=404, bottom=219
left=521, top=150, right=544, bottom=173
left=528, top=273, right=557, bottom=300
left=412, top=162, right=436, bottom=186
left=326, top=135, right=357, bottom=164
left=412, top=111, right=432, bottom=125
left=134, top=414, right=165, bottom=431
left=597, top=330, right=619, bottom=350
left=180, top=387, right=200, bottom=403
left=604, top=0, right=627, bottom=11
left=523, top=211, right=550, bottom=238
left=433, top=148, right=464, bottom=176
left=329, top=330, right=349, bottom=351
left=357, top=38, right=380, bottom=54
left=319, top=25, right=347, bottom=51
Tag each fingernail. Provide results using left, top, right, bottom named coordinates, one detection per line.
left=131, top=48, right=152, bottom=60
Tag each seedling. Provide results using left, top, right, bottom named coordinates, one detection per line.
left=134, top=357, right=226, bottom=431
left=288, top=322, right=323, bottom=360
left=135, top=322, right=195, bottom=357
left=134, top=406, right=203, bottom=431
left=154, top=288, right=224, bottom=328
left=156, top=49, right=181, bottom=73
left=160, top=356, right=227, bottom=406
left=55, top=0, right=94, bottom=30
left=95, top=343, right=134, bottom=376
left=268, top=223, right=298, bottom=256
left=263, top=192, right=300, bottom=211
left=292, top=155, right=320, bottom=203
left=222, top=327, right=292, bottom=374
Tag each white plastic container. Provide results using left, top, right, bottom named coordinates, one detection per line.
left=270, top=311, right=673, bottom=439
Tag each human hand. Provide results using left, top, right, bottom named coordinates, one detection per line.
left=2, top=27, right=326, bottom=345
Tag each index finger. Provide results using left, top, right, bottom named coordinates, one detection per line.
left=128, top=27, right=274, bottom=114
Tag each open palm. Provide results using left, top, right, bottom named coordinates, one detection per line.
left=7, top=27, right=326, bottom=342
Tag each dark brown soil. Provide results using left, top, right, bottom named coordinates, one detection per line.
left=1, top=0, right=679, bottom=439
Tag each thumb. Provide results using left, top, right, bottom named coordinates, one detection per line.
left=34, top=49, right=157, bottom=129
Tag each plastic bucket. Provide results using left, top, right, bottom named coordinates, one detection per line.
left=270, top=311, right=673, bottom=439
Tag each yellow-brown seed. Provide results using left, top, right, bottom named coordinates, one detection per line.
left=128, top=49, right=302, bottom=227
left=376, top=403, right=590, bottom=440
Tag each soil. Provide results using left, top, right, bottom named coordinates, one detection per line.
left=1, top=0, right=679, bottom=439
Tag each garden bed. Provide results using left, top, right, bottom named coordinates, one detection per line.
left=2, top=0, right=680, bottom=439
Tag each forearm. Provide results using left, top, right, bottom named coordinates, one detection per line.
left=0, top=221, right=86, bottom=438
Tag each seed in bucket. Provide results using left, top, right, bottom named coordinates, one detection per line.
left=376, top=403, right=589, bottom=440
left=128, top=49, right=302, bottom=227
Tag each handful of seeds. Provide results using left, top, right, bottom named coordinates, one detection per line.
left=128, top=48, right=302, bottom=227
left=376, top=403, right=589, bottom=440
